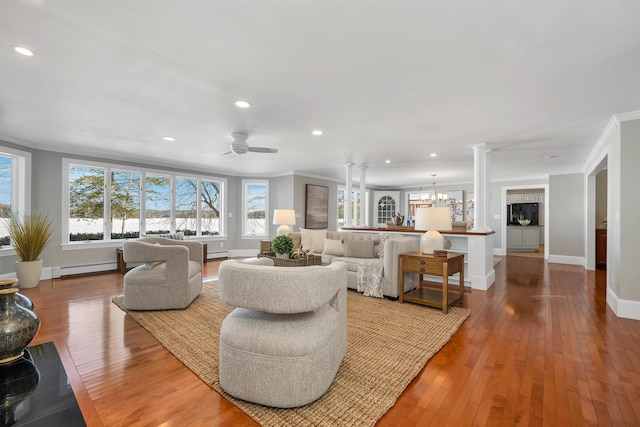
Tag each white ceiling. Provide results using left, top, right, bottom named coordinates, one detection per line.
left=2, top=1, right=639, bottom=188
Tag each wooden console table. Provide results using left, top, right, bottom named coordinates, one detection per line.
left=116, top=243, right=208, bottom=274
left=398, top=251, right=464, bottom=313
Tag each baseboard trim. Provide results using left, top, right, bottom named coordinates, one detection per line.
left=227, top=249, right=256, bottom=258
left=548, top=254, right=584, bottom=265
left=607, top=286, right=640, bottom=320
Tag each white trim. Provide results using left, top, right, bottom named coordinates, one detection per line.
left=501, top=183, right=549, bottom=260
left=547, top=254, right=585, bottom=265
left=227, top=249, right=255, bottom=258
left=615, top=110, right=640, bottom=122
left=606, top=286, right=640, bottom=320
left=469, top=269, right=496, bottom=291
left=0, top=266, right=53, bottom=281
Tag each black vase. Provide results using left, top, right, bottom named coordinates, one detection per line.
left=0, top=288, right=40, bottom=365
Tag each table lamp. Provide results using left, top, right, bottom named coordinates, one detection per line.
left=273, top=209, right=296, bottom=236
left=413, top=207, right=452, bottom=254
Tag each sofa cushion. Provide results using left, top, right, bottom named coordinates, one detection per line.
left=322, top=238, right=345, bottom=256
left=344, top=240, right=375, bottom=258
left=301, top=228, right=327, bottom=253
left=330, top=256, right=363, bottom=273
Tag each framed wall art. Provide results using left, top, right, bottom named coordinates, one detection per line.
left=305, top=184, right=329, bottom=229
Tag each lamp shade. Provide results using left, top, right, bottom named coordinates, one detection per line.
left=414, top=207, right=452, bottom=254
left=273, top=209, right=296, bottom=235
left=414, top=207, right=451, bottom=231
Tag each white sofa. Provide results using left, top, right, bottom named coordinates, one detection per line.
left=289, top=230, right=420, bottom=298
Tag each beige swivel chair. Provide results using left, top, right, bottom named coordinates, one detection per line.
left=122, top=237, right=203, bottom=310
left=218, top=258, right=347, bottom=408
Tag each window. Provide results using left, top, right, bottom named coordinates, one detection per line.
left=242, top=180, right=268, bottom=237
left=0, top=154, right=12, bottom=246
left=68, top=166, right=105, bottom=241
left=64, top=159, right=226, bottom=245
left=0, top=147, right=30, bottom=249
left=337, top=186, right=366, bottom=228
left=144, top=174, right=171, bottom=234
left=175, top=177, right=198, bottom=236
left=201, top=179, right=222, bottom=236
left=110, top=170, right=140, bottom=239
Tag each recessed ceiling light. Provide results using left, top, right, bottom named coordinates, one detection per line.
left=162, top=136, right=176, bottom=141
left=312, top=130, right=324, bottom=136
left=14, top=46, right=34, bottom=56
left=385, top=160, right=391, bottom=164
left=430, top=153, right=437, bottom=157
left=234, top=100, right=251, bottom=108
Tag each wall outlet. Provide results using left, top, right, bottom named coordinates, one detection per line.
left=220, top=242, right=224, bottom=248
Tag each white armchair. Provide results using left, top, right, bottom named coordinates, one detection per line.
left=122, top=237, right=203, bottom=310
left=218, top=258, right=347, bottom=408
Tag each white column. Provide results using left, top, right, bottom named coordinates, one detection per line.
left=472, top=143, right=492, bottom=232
left=345, top=163, right=354, bottom=228
left=359, top=165, right=367, bottom=227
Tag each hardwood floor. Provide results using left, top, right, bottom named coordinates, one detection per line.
left=18, top=256, right=640, bottom=426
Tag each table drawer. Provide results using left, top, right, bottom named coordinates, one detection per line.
left=401, top=257, right=443, bottom=274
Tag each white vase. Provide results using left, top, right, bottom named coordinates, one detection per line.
left=275, top=253, right=289, bottom=259
left=15, top=260, right=43, bottom=289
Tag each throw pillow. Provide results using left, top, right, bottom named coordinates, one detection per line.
left=322, top=238, right=345, bottom=256
left=344, top=239, right=375, bottom=258
left=300, top=228, right=327, bottom=253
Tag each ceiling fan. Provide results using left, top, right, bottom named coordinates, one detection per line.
left=222, top=132, right=278, bottom=155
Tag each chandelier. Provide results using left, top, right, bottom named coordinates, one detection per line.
left=421, top=174, right=447, bottom=202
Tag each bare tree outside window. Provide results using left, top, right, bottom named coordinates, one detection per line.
left=110, top=170, right=140, bottom=239
left=145, top=174, right=172, bottom=234
left=201, top=179, right=221, bottom=235
left=0, top=155, right=11, bottom=245
left=245, top=182, right=266, bottom=236
left=69, top=166, right=105, bottom=241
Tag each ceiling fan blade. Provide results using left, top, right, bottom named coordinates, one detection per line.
left=221, top=150, right=233, bottom=156
left=248, top=147, right=278, bottom=153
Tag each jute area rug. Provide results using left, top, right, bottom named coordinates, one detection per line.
left=112, top=282, right=470, bottom=427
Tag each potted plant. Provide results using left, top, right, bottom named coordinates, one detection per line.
left=6, top=213, right=53, bottom=289
left=271, top=234, right=294, bottom=259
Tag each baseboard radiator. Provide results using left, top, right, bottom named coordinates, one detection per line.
left=53, top=261, right=117, bottom=278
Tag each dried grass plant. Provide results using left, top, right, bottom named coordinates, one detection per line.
left=7, top=213, right=53, bottom=262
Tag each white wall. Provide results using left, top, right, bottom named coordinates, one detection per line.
left=618, top=120, right=640, bottom=302
left=548, top=173, right=585, bottom=264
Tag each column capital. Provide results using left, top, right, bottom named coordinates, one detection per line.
left=472, top=143, right=492, bottom=153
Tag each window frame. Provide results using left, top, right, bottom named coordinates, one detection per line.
left=241, top=179, right=269, bottom=238
left=337, top=186, right=368, bottom=228
left=0, top=146, right=31, bottom=257
left=62, top=158, right=226, bottom=250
